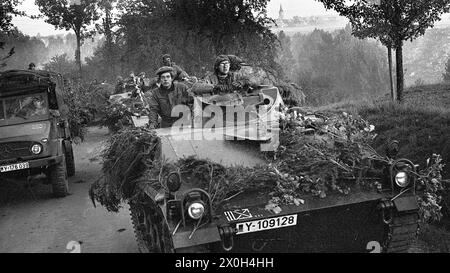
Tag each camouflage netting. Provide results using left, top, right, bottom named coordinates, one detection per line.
left=238, top=66, right=306, bottom=106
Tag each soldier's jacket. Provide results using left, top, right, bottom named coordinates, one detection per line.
left=190, top=72, right=251, bottom=95
left=204, top=72, right=249, bottom=87
left=145, top=82, right=191, bottom=128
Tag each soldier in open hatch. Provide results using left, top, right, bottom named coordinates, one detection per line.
left=145, top=66, right=191, bottom=129
left=161, top=54, right=189, bottom=82
left=204, top=55, right=251, bottom=94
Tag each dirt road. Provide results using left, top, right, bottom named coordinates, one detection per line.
left=0, top=126, right=445, bottom=253
left=0, top=127, right=137, bottom=253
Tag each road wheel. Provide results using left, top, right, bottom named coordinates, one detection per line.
left=49, top=154, right=69, bottom=197
left=129, top=201, right=173, bottom=253
left=385, top=212, right=419, bottom=253
left=65, top=142, right=75, bottom=177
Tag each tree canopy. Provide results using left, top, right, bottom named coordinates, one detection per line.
left=290, top=26, right=389, bottom=105
left=35, top=0, right=100, bottom=78
left=0, top=0, right=24, bottom=33
left=35, top=0, right=99, bottom=39
left=112, top=0, right=280, bottom=77
left=317, top=0, right=450, bottom=102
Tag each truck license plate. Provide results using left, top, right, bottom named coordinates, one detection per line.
left=236, top=214, right=298, bottom=235
left=0, top=162, right=30, bottom=173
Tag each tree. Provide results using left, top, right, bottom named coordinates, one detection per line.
left=291, top=27, right=389, bottom=105
left=1, top=0, right=23, bottom=67
left=0, top=0, right=23, bottom=33
left=443, top=57, right=450, bottom=83
left=169, top=0, right=279, bottom=72
left=0, top=30, right=48, bottom=70
left=43, top=53, right=77, bottom=77
left=277, top=31, right=297, bottom=81
left=35, top=0, right=100, bottom=79
left=111, top=0, right=280, bottom=77
left=97, top=0, right=116, bottom=80
left=317, top=0, right=450, bottom=102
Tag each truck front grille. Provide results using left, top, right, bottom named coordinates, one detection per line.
left=0, top=142, right=33, bottom=160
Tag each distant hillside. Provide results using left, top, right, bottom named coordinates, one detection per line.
left=37, top=33, right=103, bottom=64
left=280, top=23, right=450, bottom=89
left=0, top=31, right=103, bottom=71
left=403, top=27, right=450, bottom=87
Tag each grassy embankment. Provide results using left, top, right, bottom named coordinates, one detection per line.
left=318, top=83, right=450, bottom=177
left=317, top=83, right=450, bottom=252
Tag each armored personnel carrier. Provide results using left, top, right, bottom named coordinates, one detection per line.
left=127, top=85, right=419, bottom=253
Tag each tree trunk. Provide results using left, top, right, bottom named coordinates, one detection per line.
left=75, top=32, right=82, bottom=80
left=104, top=8, right=114, bottom=81
left=387, top=46, right=395, bottom=101
left=395, top=43, right=404, bottom=103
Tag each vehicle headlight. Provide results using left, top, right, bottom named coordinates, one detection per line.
left=187, top=202, right=205, bottom=220
left=166, top=172, right=181, bottom=192
left=395, top=171, right=409, bottom=187
left=31, top=144, right=42, bottom=155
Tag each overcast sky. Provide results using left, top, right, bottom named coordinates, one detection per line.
left=11, top=0, right=338, bottom=36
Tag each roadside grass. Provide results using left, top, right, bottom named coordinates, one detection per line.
left=316, top=97, right=450, bottom=178
left=418, top=222, right=450, bottom=252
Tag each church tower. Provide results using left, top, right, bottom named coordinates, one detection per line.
left=276, top=4, right=286, bottom=28
left=279, top=4, right=285, bottom=21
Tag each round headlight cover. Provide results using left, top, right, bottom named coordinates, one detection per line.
left=395, top=171, right=409, bottom=187
left=188, top=202, right=205, bottom=220
left=166, top=172, right=181, bottom=192
left=31, top=144, right=42, bottom=155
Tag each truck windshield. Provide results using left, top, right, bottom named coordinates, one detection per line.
left=1, top=93, right=49, bottom=122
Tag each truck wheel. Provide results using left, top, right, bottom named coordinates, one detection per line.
left=65, top=142, right=75, bottom=177
left=49, top=155, right=69, bottom=197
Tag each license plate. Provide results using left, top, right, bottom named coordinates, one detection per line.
left=236, top=214, right=298, bottom=235
left=0, top=162, right=30, bottom=173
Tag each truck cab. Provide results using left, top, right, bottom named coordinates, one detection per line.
left=0, top=70, right=75, bottom=197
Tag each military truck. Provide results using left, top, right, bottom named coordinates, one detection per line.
left=0, top=70, right=75, bottom=197
left=127, top=86, right=419, bottom=253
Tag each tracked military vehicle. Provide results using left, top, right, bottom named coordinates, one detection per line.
left=127, top=85, right=419, bottom=253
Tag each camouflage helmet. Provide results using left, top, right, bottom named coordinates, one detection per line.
left=214, top=55, right=230, bottom=73
left=155, top=66, right=174, bottom=77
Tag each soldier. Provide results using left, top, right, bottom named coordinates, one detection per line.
left=137, top=71, right=152, bottom=92
left=114, top=76, right=124, bottom=94
left=204, top=55, right=250, bottom=94
left=127, top=71, right=137, bottom=85
left=145, top=66, right=191, bottom=129
left=161, top=54, right=189, bottom=82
